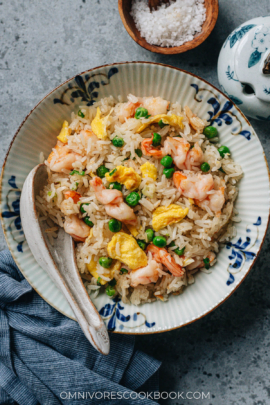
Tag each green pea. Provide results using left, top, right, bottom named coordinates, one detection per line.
left=137, top=239, right=147, bottom=250
left=175, top=247, right=185, bottom=256
left=203, top=257, right=210, bottom=270
left=201, top=162, right=210, bottom=172
left=218, top=145, right=231, bottom=158
left=80, top=203, right=90, bottom=214
left=158, top=119, right=168, bottom=129
left=135, top=107, right=150, bottom=119
left=106, top=285, right=116, bottom=297
left=203, top=126, right=218, bottom=139
left=120, top=268, right=128, bottom=275
left=152, top=132, right=161, bottom=147
left=160, top=155, right=173, bottom=168
left=99, top=257, right=112, bottom=269
left=163, top=168, right=175, bottom=179
left=135, top=148, right=142, bottom=157
left=112, top=136, right=124, bottom=147
left=125, top=192, right=140, bottom=207
left=83, top=216, right=94, bottom=227
left=145, top=228, right=154, bottom=242
left=78, top=110, right=85, bottom=118
left=153, top=236, right=167, bottom=248
left=108, top=218, right=122, bottom=233
left=97, top=165, right=109, bottom=178
left=109, top=182, right=122, bottom=191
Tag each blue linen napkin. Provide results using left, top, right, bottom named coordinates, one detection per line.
left=0, top=250, right=161, bottom=405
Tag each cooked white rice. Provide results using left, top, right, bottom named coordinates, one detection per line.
left=37, top=94, right=243, bottom=306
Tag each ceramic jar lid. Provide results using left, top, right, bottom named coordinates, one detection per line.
left=218, top=16, right=270, bottom=120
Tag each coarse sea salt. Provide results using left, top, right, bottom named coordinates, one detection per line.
left=130, top=0, right=206, bottom=47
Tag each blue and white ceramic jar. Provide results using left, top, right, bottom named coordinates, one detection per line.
left=218, top=16, right=270, bottom=120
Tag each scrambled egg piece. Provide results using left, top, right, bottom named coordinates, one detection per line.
left=107, top=232, right=147, bottom=270
left=137, top=114, right=184, bottom=133
left=125, top=223, right=139, bottom=237
left=91, top=107, right=112, bottom=140
left=140, top=162, right=157, bottom=181
left=86, top=258, right=121, bottom=285
left=152, top=204, right=189, bottom=231
left=57, top=121, right=71, bottom=143
left=105, top=166, right=141, bottom=191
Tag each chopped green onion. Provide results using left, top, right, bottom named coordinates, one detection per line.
left=109, top=278, right=116, bottom=287
left=158, top=119, right=168, bottom=129
left=175, top=247, right=185, bottom=256
left=135, top=148, right=142, bottom=157
left=80, top=203, right=90, bottom=214
left=78, top=110, right=85, bottom=118
left=83, top=216, right=94, bottom=227
left=137, top=239, right=147, bottom=250
left=97, top=277, right=101, bottom=286
left=109, top=168, right=117, bottom=176
left=120, top=268, right=128, bottom=275
left=47, top=191, right=52, bottom=196
left=72, top=182, right=79, bottom=191
left=203, top=257, right=210, bottom=269
left=70, top=170, right=85, bottom=176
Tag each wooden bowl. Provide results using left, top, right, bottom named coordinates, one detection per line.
left=118, top=0, right=219, bottom=54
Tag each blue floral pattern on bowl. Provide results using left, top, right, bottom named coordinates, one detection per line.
left=2, top=176, right=25, bottom=252
left=226, top=217, right=261, bottom=286
left=54, top=67, right=119, bottom=106
left=99, top=296, right=155, bottom=332
left=191, top=84, right=251, bottom=140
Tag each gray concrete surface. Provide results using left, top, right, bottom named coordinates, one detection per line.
left=1, top=0, right=270, bottom=403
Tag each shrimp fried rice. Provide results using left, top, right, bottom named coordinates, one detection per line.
left=37, top=94, right=243, bottom=306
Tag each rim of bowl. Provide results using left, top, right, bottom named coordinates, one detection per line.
left=0, top=61, right=269, bottom=335
left=118, top=0, right=219, bottom=55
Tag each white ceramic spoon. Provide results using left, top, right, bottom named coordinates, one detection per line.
left=20, top=163, right=110, bottom=355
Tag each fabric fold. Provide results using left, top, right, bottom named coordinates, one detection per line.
left=0, top=250, right=161, bottom=405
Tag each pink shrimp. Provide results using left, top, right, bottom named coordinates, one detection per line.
left=184, top=142, right=204, bottom=171
left=147, top=244, right=184, bottom=277
left=142, top=96, right=169, bottom=116
left=130, top=256, right=163, bottom=287
left=90, top=177, right=137, bottom=226
left=173, top=171, right=214, bottom=201
left=63, top=214, right=91, bottom=242
left=195, top=187, right=225, bottom=214
left=47, top=141, right=83, bottom=173
left=116, top=101, right=142, bottom=123
left=163, top=137, right=190, bottom=169
left=141, top=135, right=164, bottom=158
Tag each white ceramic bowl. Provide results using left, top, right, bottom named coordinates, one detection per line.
left=1, top=62, right=269, bottom=334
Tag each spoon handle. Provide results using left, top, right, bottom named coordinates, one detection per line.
left=20, top=164, right=110, bottom=355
